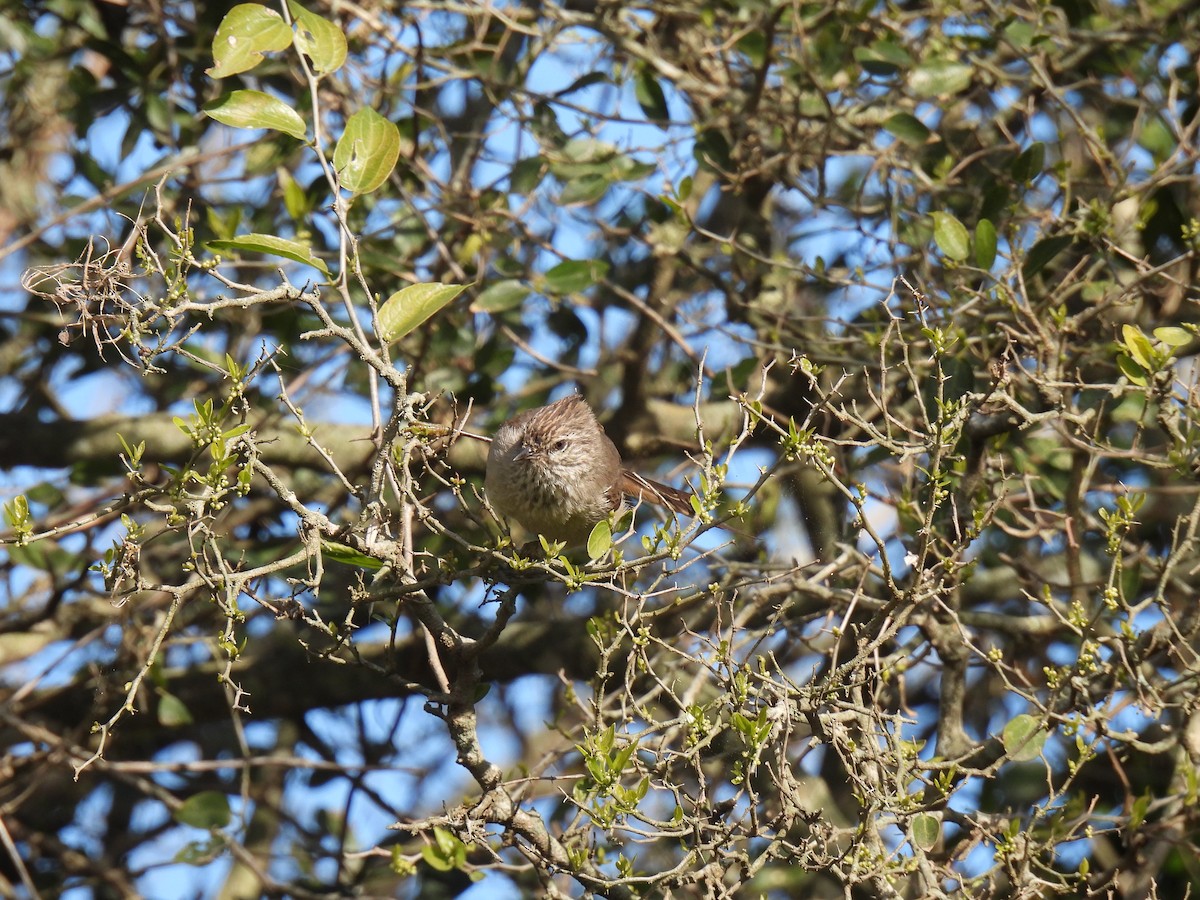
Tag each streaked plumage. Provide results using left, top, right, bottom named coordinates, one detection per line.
left=486, top=395, right=692, bottom=544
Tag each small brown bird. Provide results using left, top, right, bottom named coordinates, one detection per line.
left=485, top=395, right=693, bottom=545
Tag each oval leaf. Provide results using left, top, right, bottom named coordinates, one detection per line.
left=510, top=156, right=547, bottom=193
left=1116, top=354, right=1148, bottom=386
left=975, top=218, right=997, bottom=269
left=333, top=107, right=401, bottom=194
left=288, top=1, right=347, bottom=74
left=1012, top=142, right=1046, bottom=184
left=908, top=60, right=972, bottom=98
left=931, top=212, right=970, bottom=261
left=471, top=280, right=530, bottom=314
left=204, top=90, right=308, bottom=141
left=539, top=259, right=610, bottom=295
left=175, top=791, right=232, bottom=829
left=158, top=691, right=194, bottom=727
left=378, top=283, right=466, bottom=342
left=207, top=4, right=293, bottom=79
left=634, top=68, right=669, bottom=123
left=208, top=234, right=330, bottom=277
left=854, top=40, right=912, bottom=75
left=1002, top=713, right=1048, bottom=762
left=587, top=519, right=613, bottom=560
left=1122, top=324, right=1155, bottom=369
left=1022, top=235, right=1073, bottom=279
left=884, top=112, right=931, bottom=146
left=559, top=173, right=610, bottom=206
left=911, top=813, right=940, bottom=851
left=1153, top=325, right=1192, bottom=348
left=320, top=540, right=385, bottom=571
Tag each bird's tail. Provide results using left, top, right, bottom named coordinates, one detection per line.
left=617, top=470, right=694, bottom=515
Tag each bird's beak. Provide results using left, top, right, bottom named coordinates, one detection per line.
left=513, top=443, right=531, bottom=462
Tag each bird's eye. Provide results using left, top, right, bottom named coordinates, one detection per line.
left=552, top=439, right=568, bottom=452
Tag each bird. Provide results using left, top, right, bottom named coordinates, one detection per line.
left=485, top=394, right=693, bottom=545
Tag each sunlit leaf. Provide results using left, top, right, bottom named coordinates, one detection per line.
left=204, top=90, right=308, bottom=141
left=911, top=813, right=940, bottom=851
left=1153, top=325, right=1192, bottom=348
left=289, top=1, right=347, bottom=74
left=587, top=519, right=613, bottom=560
left=1002, top=714, right=1048, bottom=762
left=909, top=60, right=972, bottom=98
left=207, top=233, right=330, bottom=277
left=333, top=107, right=401, bottom=194
left=931, top=212, right=970, bottom=261
left=321, top=540, right=385, bottom=570
left=378, top=282, right=466, bottom=342
left=207, top=4, right=293, bottom=79
left=1121, top=324, right=1155, bottom=369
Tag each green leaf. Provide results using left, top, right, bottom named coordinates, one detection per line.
left=854, top=40, right=913, bottom=75
left=203, top=90, right=308, bottom=141
left=974, top=218, right=997, bottom=269
left=1129, top=790, right=1152, bottom=830
left=931, top=212, right=970, bottom=261
left=1001, top=714, right=1048, bottom=762
left=559, top=174, right=610, bottom=205
left=207, top=234, right=330, bottom=277
left=911, top=813, right=940, bottom=851
left=158, top=691, right=194, bottom=727
left=694, top=129, right=732, bottom=172
left=1003, top=20, right=1037, bottom=50
left=207, top=4, right=293, bottom=79
left=174, top=836, right=227, bottom=866
left=422, top=827, right=469, bottom=872
left=280, top=168, right=309, bottom=220
left=1153, top=325, right=1192, bottom=348
left=555, top=71, right=609, bottom=98
left=1021, top=235, right=1072, bottom=279
left=736, top=31, right=767, bottom=67
left=471, top=280, right=530, bottom=314
left=333, top=107, right=401, bottom=194
left=1012, top=142, right=1046, bottom=184
left=175, top=792, right=232, bottom=829
left=320, top=540, right=385, bottom=571
left=510, top=156, right=547, bottom=193
left=634, top=67, right=669, bottom=123
left=884, top=112, right=931, bottom=146
left=1121, top=324, right=1155, bottom=369
left=4, top=495, right=30, bottom=530
left=378, top=282, right=466, bottom=342
left=587, top=519, right=613, bottom=560
left=1138, top=117, right=1176, bottom=161
left=26, top=481, right=64, bottom=507
left=288, top=1, right=347, bottom=74
left=908, top=60, right=972, bottom=98
left=547, top=139, right=649, bottom=184
left=539, top=259, right=610, bottom=295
